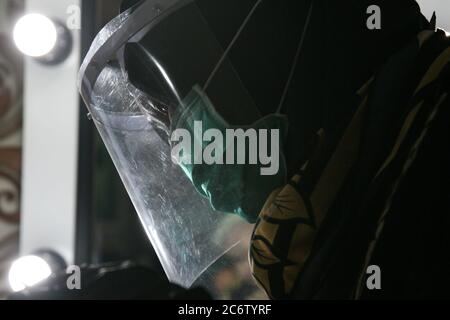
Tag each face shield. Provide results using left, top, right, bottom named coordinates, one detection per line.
left=79, top=0, right=313, bottom=297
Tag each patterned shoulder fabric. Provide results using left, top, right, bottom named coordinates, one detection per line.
left=250, top=31, right=450, bottom=300
left=354, top=33, right=450, bottom=298
left=249, top=80, right=372, bottom=298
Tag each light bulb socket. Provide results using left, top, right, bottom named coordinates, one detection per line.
left=34, top=20, right=72, bottom=65
left=32, top=249, right=67, bottom=272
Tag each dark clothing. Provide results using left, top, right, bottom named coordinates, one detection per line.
left=250, top=30, right=450, bottom=299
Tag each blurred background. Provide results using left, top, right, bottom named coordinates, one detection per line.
left=0, top=0, right=164, bottom=298
left=0, top=0, right=448, bottom=299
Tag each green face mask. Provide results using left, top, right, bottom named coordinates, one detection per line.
left=170, top=85, right=288, bottom=223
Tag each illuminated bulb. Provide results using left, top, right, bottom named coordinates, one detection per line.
left=8, top=255, right=52, bottom=292
left=13, top=13, right=57, bottom=57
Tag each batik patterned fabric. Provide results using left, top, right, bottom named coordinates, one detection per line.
left=250, top=30, right=450, bottom=299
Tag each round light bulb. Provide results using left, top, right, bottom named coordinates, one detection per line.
left=8, top=255, right=52, bottom=292
left=13, top=13, right=58, bottom=57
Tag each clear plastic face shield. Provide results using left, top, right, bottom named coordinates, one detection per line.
left=79, top=0, right=313, bottom=298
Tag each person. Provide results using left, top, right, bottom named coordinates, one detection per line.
left=249, top=1, right=450, bottom=299
left=80, top=0, right=450, bottom=299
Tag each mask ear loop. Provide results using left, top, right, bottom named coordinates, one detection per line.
left=276, top=0, right=314, bottom=115
left=203, top=0, right=315, bottom=116
left=203, top=0, right=264, bottom=91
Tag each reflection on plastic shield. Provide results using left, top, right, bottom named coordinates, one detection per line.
left=78, top=0, right=272, bottom=298
left=89, top=65, right=253, bottom=289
